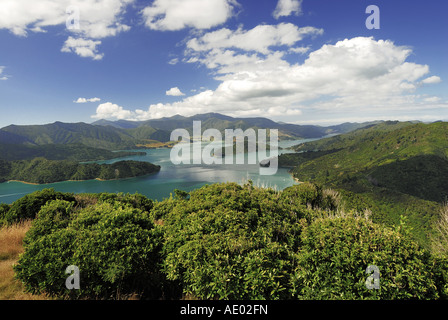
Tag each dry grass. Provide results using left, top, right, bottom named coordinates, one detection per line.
left=0, top=221, right=31, bottom=261
left=74, top=193, right=98, bottom=209
left=0, top=221, right=48, bottom=300
left=431, top=203, right=448, bottom=256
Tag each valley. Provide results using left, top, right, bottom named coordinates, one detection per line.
left=1, top=114, right=448, bottom=300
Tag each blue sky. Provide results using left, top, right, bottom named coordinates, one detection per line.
left=0, top=0, right=446, bottom=128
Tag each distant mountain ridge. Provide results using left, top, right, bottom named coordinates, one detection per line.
left=0, top=113, right=388, bottom=158
left=92, top=112, right=385, bottom=140
left=1, top=121, right=136, bottom=149
left=91, top=113, right=384, bottom=138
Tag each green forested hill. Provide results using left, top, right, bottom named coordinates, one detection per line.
left=0, top=143, right=145, bottom=161
left=289, top=121, right=448, bottom=195
left=95, top=113, right=381, bottom=140
left=1, top=122, right=138, bottom=150
left=125, top=125, right=172, bottom=142
left=279, top=121, right=448, bottom=246
left=0, top=114, right=380, bottom=155
left=0, top=122, right=174, bottom=155
left=0, top=158, right=160, bottom=184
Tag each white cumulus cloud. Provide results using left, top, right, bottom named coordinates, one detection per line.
left=166, top=87, right=185, bottom=96
left=91, top=36, right=443, bottom=123
left=0, top=0, right=134, bottom=59
left=185, top=23, right=323, bottom=78
left=186, top=23, right=323, bottom=55
left=61, top=37, right=104, bottom=60
left=0, top=66, right=9, bottom=80
left=74, top=97, right=101, bottom=103
left=91, top=102, right=133, bottom=120
left=421, top=76, right=442, bottom=84
left=273, top=0, right=302, bottom=19
left=0, top=0, right=133, bottom=38
left=423, top=96, right=441, bottom=103
left=141, top=0, right=239, bottom=31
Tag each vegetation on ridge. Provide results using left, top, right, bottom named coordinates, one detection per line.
left=279, top=121, right=448, bottom=247
left=0, top=158, right=160, bottom=185
left=0, top=143, right=145, bottom=162
left=1, top=184, right=447, bottom=300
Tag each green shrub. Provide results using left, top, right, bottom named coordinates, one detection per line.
left=11, top=182, right=448, bottom=300
left=159, top=182, right=305, bottom=299
left=97, top=192, right=154, bottom=212
left=279, top=182, right=340, bottom=222
left=13, top=228, right=78, bottom=297
left=14, top=201, right=164, bottom=299
left=0, top=203, right=10, bottom=225
left=281, top=183, right=324, bottom=209
left=291, top=216, right=447, bottom=299
left=282, top=182, right=340, bottom=210
left=23, top=199, right=74, bottom=247
left=4, top=188, right=75, bottom=225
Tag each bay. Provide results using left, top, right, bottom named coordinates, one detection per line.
left=0, top=138, right=319, bottom=204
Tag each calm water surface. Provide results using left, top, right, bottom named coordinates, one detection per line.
left=0, top=139, right=320, bottom=204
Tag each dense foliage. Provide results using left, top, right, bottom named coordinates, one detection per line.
left=1, top=188, right=76, bottom=226
left=0, top=158, right=160, bottom=184
left=291, top=216, right=448, bottom=299
left=0, top=122, right=138, bottom=150
left=14, top=196, right=165, bottom=299
left=0, top=114, right=375, bottom=154
left=0, top=142, right=145, bottom=162
left=279, top=121, right=448, bottom=247
left=159, top=182, right=306, bottom=299
left=288, top=121, right=448, bottom=202
left=10, top=183, right=448, bottom=300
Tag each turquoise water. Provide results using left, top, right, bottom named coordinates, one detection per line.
left=0, top=139, right=317, bottom=204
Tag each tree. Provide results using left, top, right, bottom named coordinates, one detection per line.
left=4, top=188, right=75, bottom=225
left=14, top=200, right=164, bottom=299
left=291, top=216, right=447, bottom=299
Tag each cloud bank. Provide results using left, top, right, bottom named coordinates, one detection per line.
left=92, top=34, right=443, bottom=123
left=0, top=0, right=134, bottom=60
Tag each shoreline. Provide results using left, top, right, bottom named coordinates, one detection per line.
left=6, top=180, right=40, bottom=186
left=5, top=171, right=161, bottom=186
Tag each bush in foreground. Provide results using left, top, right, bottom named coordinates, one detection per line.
left=14, top=197, right=165, bottom=299
left=2, top=188, right=76, bottom=226
left=158, top=182, right=307, bottom=299
left=11, top=182, right=448, bottom=300
left=291, top=216, right=448, bottom=299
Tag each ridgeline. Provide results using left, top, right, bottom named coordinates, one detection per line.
left=279, top=121, right=448, bottom=246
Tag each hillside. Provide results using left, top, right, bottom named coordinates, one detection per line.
left=0, top=114, right=380, bottom=158
left=93, top=113, right=381, bottom=140
left=1, top=122, right=138, bottom=150
left=0, top=158, right=161, bottom=185
left=0, top=143, right=145, bottom=162
left=289, top=121, right=448, bottom=198
left=279, top=121, right=448, bottom=246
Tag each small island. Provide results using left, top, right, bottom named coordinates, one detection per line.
left=0, top=158, right=160, bottom=185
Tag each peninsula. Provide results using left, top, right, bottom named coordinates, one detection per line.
left=0, top=158, right=161, bottom=185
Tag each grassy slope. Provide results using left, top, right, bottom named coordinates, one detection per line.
left=280, top=121, right=448, bottom=247
left=0, top=221, right=48, bottom=299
